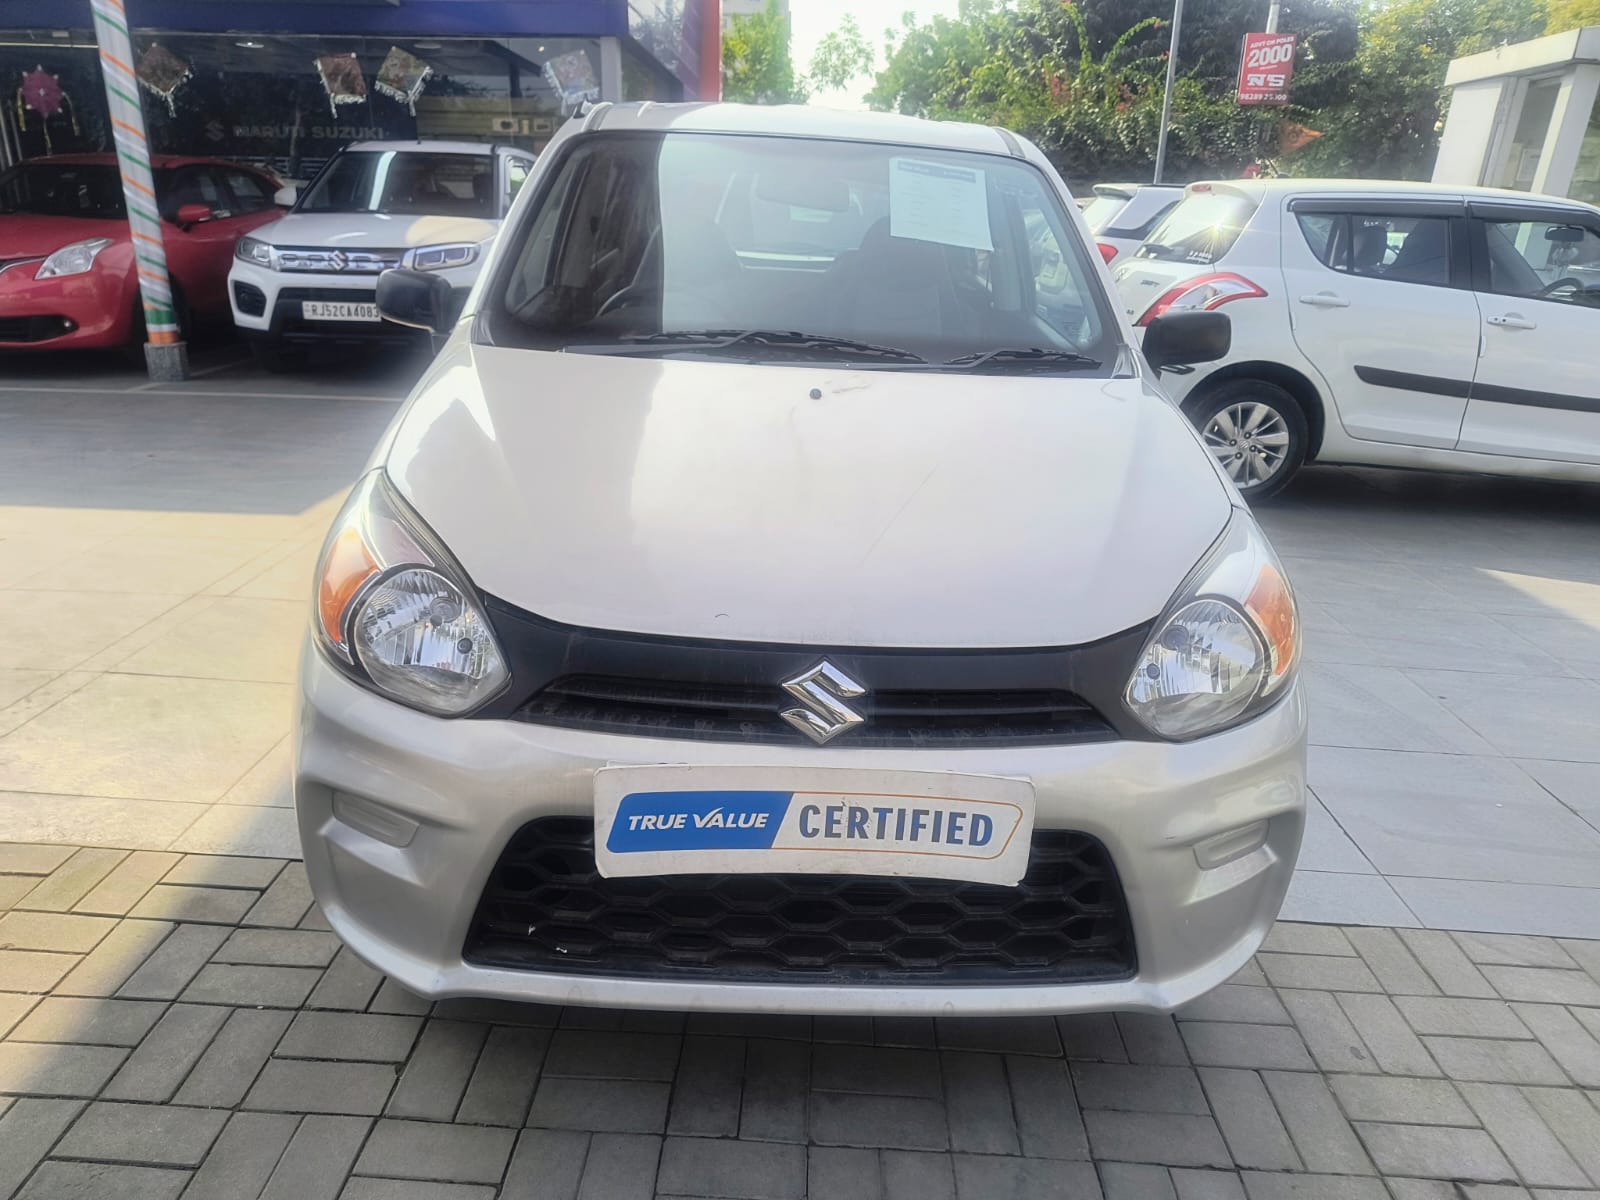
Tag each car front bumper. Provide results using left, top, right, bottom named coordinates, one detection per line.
left=0, top=254, right=135, bottom=351
left=295, top=642, right=1307, bottom=1016
left=228, top=258, right=472, bottom=346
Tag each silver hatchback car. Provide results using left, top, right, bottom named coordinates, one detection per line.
left=295, top=102, right=1307, bottom=1016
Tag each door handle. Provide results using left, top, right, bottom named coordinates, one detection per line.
left=1486, top=313, right=1537, bottom=330
left=1298, top=292, right=1350, bottom=308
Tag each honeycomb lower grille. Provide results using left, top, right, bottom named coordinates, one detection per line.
left=464, top=818, right=1136, bottom=985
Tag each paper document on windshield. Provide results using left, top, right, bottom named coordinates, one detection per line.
left=889, top=157, right=993, bottom=252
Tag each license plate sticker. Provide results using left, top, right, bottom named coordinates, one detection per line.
left=594, top=765, right=1035, bottom=886
left=301, top=301, right=380, bottom=322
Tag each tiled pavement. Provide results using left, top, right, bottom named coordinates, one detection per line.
left=6, top=846, right=1600, bottom=1200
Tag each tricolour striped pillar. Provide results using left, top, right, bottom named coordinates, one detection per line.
left=89, top=0, right=181, bottom=348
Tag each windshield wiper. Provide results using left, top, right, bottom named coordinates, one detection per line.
left=941, top=348, right=1102, bottom=374
left=567, top=328, right=926, bottom=363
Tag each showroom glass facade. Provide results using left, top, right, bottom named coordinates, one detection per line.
left=0, top=0, right=710, bottom=174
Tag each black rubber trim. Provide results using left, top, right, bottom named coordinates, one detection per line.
left=472, top=596, right=1156, bottom=742
left=1355, top=365, right=1600, bottom=414
left=1470, top=382, right=1600, bottom=415
left=1466, top=200, right=1599, bottom=223
left=1354, top=365, right=1471, bottom=399
left=1288, top=197, right=1467, bottom=218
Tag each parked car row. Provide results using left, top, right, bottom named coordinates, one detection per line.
left=0, top=139, right=533, bottom=368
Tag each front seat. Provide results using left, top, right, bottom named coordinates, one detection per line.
left=1388, top=220, right=1451, bottom=285
left=829, top=219, right=961, bottom=344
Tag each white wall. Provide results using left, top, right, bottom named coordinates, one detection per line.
left=1433, top=80, right=1507, bottom=184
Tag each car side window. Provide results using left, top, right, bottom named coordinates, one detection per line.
left=1294, top=211, right=1452, bottom=286
left=505, top=157, right=533, bottom=212
left=161, top=166, right=229, bottom=221
left=1483, top=218, right=1600, bottom=308
left=223, top=169, right=273, bottom=214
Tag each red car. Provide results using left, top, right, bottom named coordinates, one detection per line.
left=0, top=153, right=282, bottom=352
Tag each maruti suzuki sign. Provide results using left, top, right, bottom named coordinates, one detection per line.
left=1237, top=32, right=1297, bottom=105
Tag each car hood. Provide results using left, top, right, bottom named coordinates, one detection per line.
left=0, top=214, right=128, bottom=260
left=384, top=346, right=1233, bottom=648
left=254, top=211, right=498, bottom=248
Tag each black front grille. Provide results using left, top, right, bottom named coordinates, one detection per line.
left=276, top=287, right=379, bottom=304
left=0, top=314, right=73, bottom=343
left=464, top=818, right=1136, bottom=985
left=518, top=675, right=1115, bottom=748
left=233, top=281, right=267, bottom=316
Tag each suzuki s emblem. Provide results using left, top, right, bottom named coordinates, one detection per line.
left=329, top=250, right=349, bottom=272
left=780, top=660, right=866, bottom=744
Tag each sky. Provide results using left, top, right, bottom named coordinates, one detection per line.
left=788, top=0, right=964, bottom=111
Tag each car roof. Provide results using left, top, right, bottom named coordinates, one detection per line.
left=345, top=140, right=497, bottom=155
left=1190, top=177, right=1600, bottom=214
left=587, top=101, right=1019, bottom=159
left=20, top=153, right=272, bottom=171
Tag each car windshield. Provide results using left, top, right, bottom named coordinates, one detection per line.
left=299, top=150, right=493, bottom=218
left=0, top=163, right=132, bottom=220
left=1137, top=190, right=1258, bottom=265
left=1081, top=193, right=1131, bottom=232
left=490, top=131, right=1112, bottom=373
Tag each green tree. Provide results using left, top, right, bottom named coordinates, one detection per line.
left=1546, top=0, right=1600, bottom=31
left=723, top=0, right=807, bottom=104
left=808, top=14, right=875, bottom=94
left=864, top=0, right=1358, bottom=181
left=1286, top=0, right=1546, bottom=179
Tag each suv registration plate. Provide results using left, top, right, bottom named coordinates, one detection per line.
left=301, top=301, right=380, bottom=322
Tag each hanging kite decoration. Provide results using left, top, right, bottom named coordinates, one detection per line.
left=135, top=43, right=191, bottom=116
left=15, top=66, right=79, bottom=153
left=542, top=50, right=599, bottom=116
left=375, top=46, right=431, bottom=114
left=314, top=52, right=367, bottom=117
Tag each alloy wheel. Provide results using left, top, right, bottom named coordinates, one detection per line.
left=1202, top=401, right=1291, bottom=489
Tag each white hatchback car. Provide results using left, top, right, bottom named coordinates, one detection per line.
left=229, top=139, right=536, bottom=370
left=295, top=103, right=1306, bottom=1016
left=1115, top=179, right=1600, bottom=497
left=1082, top=182, right=1184, bottom=266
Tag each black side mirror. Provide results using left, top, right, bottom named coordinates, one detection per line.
left=1143, top=311, right=1231, bottom=371
left=377, top=268, right=453, bottom=335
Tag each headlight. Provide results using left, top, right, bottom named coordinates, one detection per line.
left=313, top=471, right=508, bottom=716
left=409, top=243, right=479, bottom=271
left=1124, top=510, right=1299, bottom=740
left=36, top=237, right=114, bottom=279
left=235, top=236, right=274, bottom=268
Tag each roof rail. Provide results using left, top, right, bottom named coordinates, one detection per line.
left=580, top=101, right=613, bottom=132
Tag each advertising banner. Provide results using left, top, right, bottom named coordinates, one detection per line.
left=1237, top=32, right=1297, bottom=105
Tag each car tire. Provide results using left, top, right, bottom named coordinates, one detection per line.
left=250, top=340, right=306, bottom=374
left=1185, top=380, right=1308, bottom=501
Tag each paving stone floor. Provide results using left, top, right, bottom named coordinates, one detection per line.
left=4, top=845, right=1600, bottom=1199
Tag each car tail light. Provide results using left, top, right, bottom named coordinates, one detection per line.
left=1136, top=272, right=1266, bottom=326
left=1097, top=243, right=1118, bottom=265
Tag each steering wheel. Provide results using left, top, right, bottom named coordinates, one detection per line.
left=595, top=283, right=659, bottom=318
left=1537, top=276, right=1583, bottom=297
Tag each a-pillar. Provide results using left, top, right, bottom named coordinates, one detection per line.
left=89, top=0, right=189, bottom=381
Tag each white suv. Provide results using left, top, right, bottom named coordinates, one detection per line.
left=229, top=140, right=535, bottom=370
left=1115, top=180, right=1600, bottom=497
